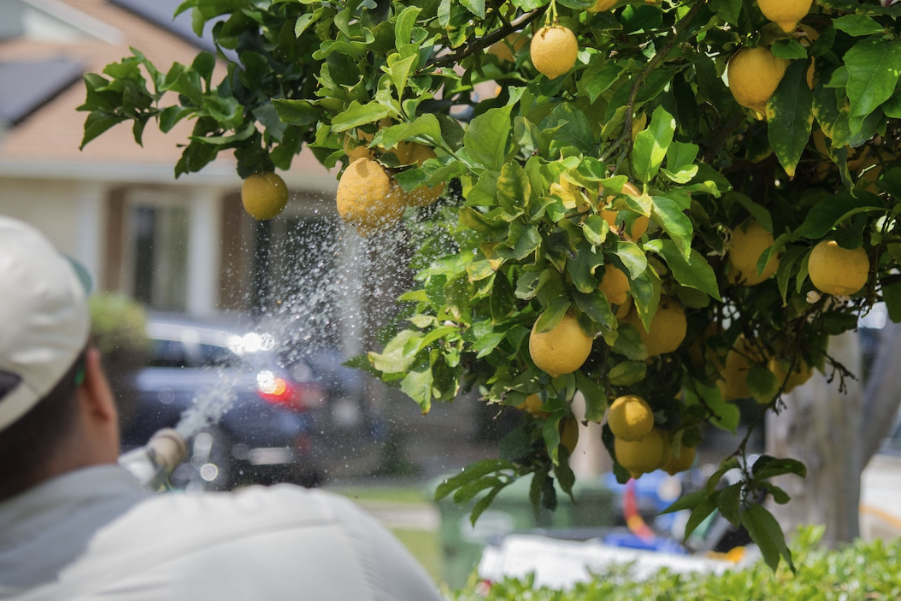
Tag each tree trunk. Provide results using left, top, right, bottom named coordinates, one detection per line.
left=859, top=321, right=901, bottom=463
left=765, top=331, right=862, bottom=547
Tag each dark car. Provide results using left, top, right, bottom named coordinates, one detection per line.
left=121, top=314, right=329, bottom=490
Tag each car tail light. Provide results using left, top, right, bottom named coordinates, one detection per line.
left=257, top=371, right=300, bottom=408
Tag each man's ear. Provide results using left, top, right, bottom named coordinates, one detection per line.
left=78, top=347, right=118, bottom=424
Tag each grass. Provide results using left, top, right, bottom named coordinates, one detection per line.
left=326, top=484, right=433, bottom=505
left=391, top=528, right=444, bottom=584
left=327, top=484, right=445, bottom=585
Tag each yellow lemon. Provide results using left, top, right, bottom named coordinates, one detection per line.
left=529, top=312, right=593, bottom=378
left=727, top=219, right=779, bottom=286
left=622, top=297, right=687, bottom=357
left=531, top=26, right=578, bottom=80
left=600, top=182, right=648, bottom=240
left=336, top=158, right=405, bottom=235
left=598, top=264, right=630, bottom=306
left=758, top=0, right=814, bottom=34
left=560, top=415, right=579, bottom=454
left=768, top=356, right=814, bottom=393
left=399, top=144, right=445, bottom=208
left=488, top=33, right=529, bottom=63
left=607, top=395, right=654, bottom=442
left=808, top=240, right=870, bottom=296
left=588, top=0, right=618, bottom=12
left=516, top=393, right=548, bottom=416
left=615, top=428, right=666, bottom=480
left=718, top=335, right=767, bottom=401
left=241, top=172, right=289, bottom=220
left=727, top=47, right=789, bottom=116
left=660, top=438, right=697, bottom=476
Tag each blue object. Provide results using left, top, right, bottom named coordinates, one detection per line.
left=603, top=531, right=688, bottom=555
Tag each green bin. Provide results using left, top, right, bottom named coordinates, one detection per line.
left=431, top=475, right=615, bottom=589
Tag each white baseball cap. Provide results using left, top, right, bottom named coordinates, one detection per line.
left=0, top=217, right=90, bottom=432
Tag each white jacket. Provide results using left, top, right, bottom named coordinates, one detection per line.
left=0, top=466, right=444, bottom=601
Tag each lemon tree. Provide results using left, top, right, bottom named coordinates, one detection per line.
left=78, top=0, right=901, bottom=571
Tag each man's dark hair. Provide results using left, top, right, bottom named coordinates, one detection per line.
left=0, top=351, right=85, bottom=501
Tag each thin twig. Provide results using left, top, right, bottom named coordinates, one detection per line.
left=425, top=8, right=549, bottom=71
left=599, top=0, right=706, bottom=165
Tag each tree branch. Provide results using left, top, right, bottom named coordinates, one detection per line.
left=425, top=8, right=549, bottom=71
left=600, top=0, right=706, bottom=165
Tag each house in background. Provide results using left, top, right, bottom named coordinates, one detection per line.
left=0, top=0, right=350, bottom=333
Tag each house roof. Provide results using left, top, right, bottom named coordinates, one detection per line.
left=0, top=58, right=84, bottom=124
left=0, top=0, right=332, bottom=188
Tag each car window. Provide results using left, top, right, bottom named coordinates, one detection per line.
left=197, top=342, right=240, bottom=367
left=149, top=339, right=190, bottom=368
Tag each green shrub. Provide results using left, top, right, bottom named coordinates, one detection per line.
left=88, top=293, right=149, bottom=430
left=448, top=527, right=901, bottom=601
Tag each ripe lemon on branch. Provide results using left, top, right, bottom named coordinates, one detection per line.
left=336, top=158, right=405, bottom=235
left=615, top=428, right=666, bottom=479
left=621, top=296, right=687, bottom=357
left=607, top=395, right=654, bottom=442
left=529, top=312, right=593, bottom=377
left=758, top=0, right=814, bottom=34
left=241, top=172, right=289, bottom=220
left=727, top=219, right=779, bottom=285
left=727, top=46, right=789, bottom=116
left=600, top=182, right=649, bottom=240
left=808, top=240, right=870, bottom=296
left=768, top=356, right=814, bottom=393
left=598, top=264, right=630, bottom=306
left=530, top=26, right=578, bottom=80
left=588, top=0, right=617, bottom=12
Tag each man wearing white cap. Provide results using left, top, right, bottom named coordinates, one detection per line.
left=0, top=217, right=444, bottom=601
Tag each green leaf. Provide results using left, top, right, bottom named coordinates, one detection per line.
left=464, top=105, right=513, bottom=171
left=729, top=192, right=773, bottom=233
left=273, top=99, right=319, bottom=127
left=632, top=106, right=675, bottom=183
left=497, top=221, right=541, bottom=260
left=771, top=39, right=808, bottom=60
left=644, top=239, right=722, bottom=301
left=331, top=101, right=392, bottom=133
left=576, top=371, right=607, bottom=422
left=401, top=363, right=434, bottom=414
left=369, top=329, right=422, bottom=374
left=80, top=113, right=126, bottom=149
left=496, top=161, right=531, bottom=217
left=883, top=282, right=901, bottom=323
left=583, top=215, right=609, bottom=246
left=461, top=0, right=485, bottom=18
left=434, top=458, right=513, bottom=500
left=844, top=37, right=901, bottom=133
left=650, top=196, right=693, bottom=260
left=661, top=489, right=706, bottom=514
left=684, top=496, right=718, bottom=540
left=614, top=241, right=648, bottom=279
left=573, top=289, right=616, bottom=332
left=717, top=483, right=743, bottom=526
left=741, top=504, right=796, bottom=573
left=768, top=60, right=814, bottom=178
left=585, top=64, right=623, bottom=103
left=833, top=14, right=886, bottom=37
left=748, top=366, right=779, bottom=405
left=388, top=54, right=417, bottom=100
left=459, top=207, right=508, bottom=239
left=568, top=239, right=606, bottom=293
left=608, top=361, right=647, bottom=386
left=394, top=6, right=421, bottom=47
left=470, top=484, right=505, bottom=526
left=752, top=455, right=808, bottom=481
left=794, top=192, right=884, bottom=240
left=534, top=296, right=571, bottom=334
left=295, top=13, right=317, bottom=37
